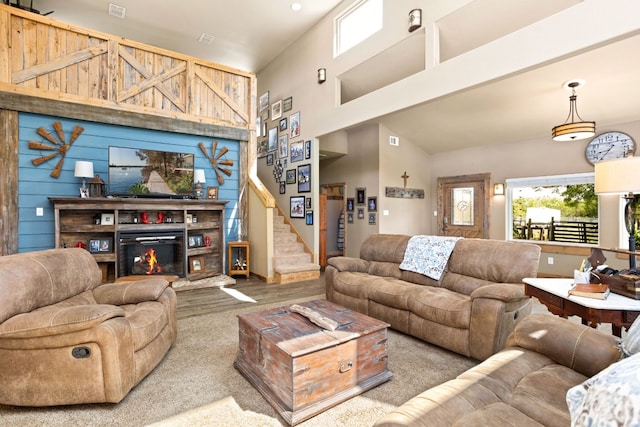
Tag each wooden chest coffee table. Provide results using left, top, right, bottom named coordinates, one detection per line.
left=234, top=299, right=392, bottom=425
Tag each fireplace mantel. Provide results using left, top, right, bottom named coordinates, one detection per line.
left=50, top=197, right=227, bottom=282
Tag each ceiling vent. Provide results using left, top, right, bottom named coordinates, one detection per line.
left=198, top=33, right=215, bottom=45
left=108, top=3, right=126, bottom=19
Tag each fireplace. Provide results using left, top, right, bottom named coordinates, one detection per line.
left=118, top=230, right=185, bottom=278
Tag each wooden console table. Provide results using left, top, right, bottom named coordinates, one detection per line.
left=50, top=197, right=227, bottom=282
left=523, top=277, right=640, bottom=336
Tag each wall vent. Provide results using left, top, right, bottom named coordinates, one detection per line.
left=108, top=3, right=126, bottom=19
left=198, top=33, right=216, bottom=45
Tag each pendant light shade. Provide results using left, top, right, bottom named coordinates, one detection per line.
left=552, top=80, right=595, bottom=141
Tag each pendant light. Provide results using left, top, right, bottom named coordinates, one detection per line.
left=551, top=80, right=596, bottom=141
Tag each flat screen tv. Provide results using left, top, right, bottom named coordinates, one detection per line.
left=108, top=146, right=194, bottom=197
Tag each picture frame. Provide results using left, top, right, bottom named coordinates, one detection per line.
left=290, top=111, right=300, bottom=138
left=304, top=140, right=311, bottom=159
left=89, top=239, right=101, bottom=253
left=286, top=169, right=296, bottom=184
left=206, top=186, right=219, bottom=200
left=279, top=181, right=286, bottom=194
left=290, top=196, right=305, bottom=218
left=266, top=153, right=274, bottom=166
left=259, top=91, right=269, bottom=112
left=188, top=234, right=204, bottom=248
left=356, top=188, right=366, bottom=205
left=369, top=213, right=377, bottom=225
left=278, top=134, right=288, bottom=159
left=305, top=197, right=311, bottom=210
left=268, top=127, right=278, bottom=152
left=347, top=213, right=354, bottom=223
left=357, top=208, right=365, bottom=219
left=99, top=238, right=112, bottom=252
left=346, top=198, right=354, bottom=212
left=297, top=163, right=311, bottom=193
left=189, top=256, right=205, bottom=273
left=290, top=140, right=304, bottom=163
left=101, top=213, right=114, bottom=225
left=271, top=100, right=282, bottom=120
left=186, top=213, right=193, bottom=224
left=262, top=121, right=267, bottom=137
left=306, top=210, right=313, bottom=225
left=279, top=117, right=288, bottom=131
left=283, top=96, right=293, bottom=112
left=257, top=139, right=268, bottom=158
left=368, top=196, right=377, bottom=212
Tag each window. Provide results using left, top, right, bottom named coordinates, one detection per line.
left=506, top=173, right=599, bottom=245
left=334, top=0, right=383, bottom=57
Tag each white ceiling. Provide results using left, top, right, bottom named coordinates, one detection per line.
left=23, top=1, right=640, bottom=154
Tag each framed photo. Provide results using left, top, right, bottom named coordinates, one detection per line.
left=271, top=100, right=282, bottom=120
left=356, top=188, right=366, bottom=205
left=369, top=213, right=377, bottom=225
left=305, top=140, right=311, bottom=159
left=278, top=134, right=288, bottom=159
left=297, top=164, right=311, bottom=193
left=290, top=196, right=305, bottom=218
left=99, top=238, right=112, bottom=252
left=257, top=139, right=268, bottom=158
left=286, top=169, right=296, bottom=184
left=89, top=239, right=101, bottom=253
left=346, top=198, right=354, bottom=212
left=290, top=111, right=300, bottom=138
left=357, top=208, right=365, bottom=219
left=101, top=213, right=114, bottom=225
left=207, top=186, right=219, bottom=200
left=259, top=91, right=269, bottom=112
left=283, top=96, right=293, bottom=112
left=347, top=213, right=354, bottom=223
left=266, top=153, right=274, bottom=166
left=262, top=121, right=267, bottom=137
left=186, top=213, right=193, bottom=224
left=306, top=210, right=313, bottom=225
left=279, top=181, right=286, bottom=194
left=279, top=117, right=288, bottom=131
left=189, top=256, right=205, bottom=273
left=188, top=234, right=204, bottom=248
left=268, top=127, right=278, bottom=152
left=305, top=197, right=312, bottom=210
left=368, top=196, right=377, bottom=212
left=290, top=140, right=304, bottom=163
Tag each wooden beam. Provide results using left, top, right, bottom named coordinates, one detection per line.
left=0, top=109, right=18, bottom=255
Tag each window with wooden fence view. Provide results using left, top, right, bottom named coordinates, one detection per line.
left=512, top=183, right=598, bottom=244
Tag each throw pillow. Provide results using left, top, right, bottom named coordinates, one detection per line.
left=566, top=352, right=640, bottom=426
left=619, top=315, right=640, bottom=357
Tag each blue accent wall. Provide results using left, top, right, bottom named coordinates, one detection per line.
left=18, top=112, right=240, bottom=252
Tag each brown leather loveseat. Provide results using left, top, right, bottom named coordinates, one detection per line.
left=0, top=248, right=177, bottom=406
left=325, top=234, right=541, bottom=360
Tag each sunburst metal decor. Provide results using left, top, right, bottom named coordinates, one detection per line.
left=29, top=121, right=84, bottom=178
left=198, top=140, right=234, bottom=185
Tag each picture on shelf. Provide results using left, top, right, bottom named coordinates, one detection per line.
left=89, top=239, right=100, bottom=253
left=99, top=238, right=112, bottom=252
left=188, top=234, right=204, bottom=248
left=206, top=186, right=218, bottom=200
left=190, top=256, right=205, bottom=273
left=101, top=213, right=114, bottom=225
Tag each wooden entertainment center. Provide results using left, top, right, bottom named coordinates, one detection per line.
left=50, top=197, right=227, bottom=282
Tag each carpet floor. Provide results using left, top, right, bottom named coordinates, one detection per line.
left=0, top=294, right=479, bottom=426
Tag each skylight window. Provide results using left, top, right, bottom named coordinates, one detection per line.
left=334, top=0, right=383, bottom=57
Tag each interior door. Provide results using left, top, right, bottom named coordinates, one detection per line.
left=437, top=173, right=490, bottom=238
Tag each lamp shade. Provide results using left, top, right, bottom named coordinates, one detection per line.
left=594, top=156, right=640, bottom=194
left=193, top=169, right=206, bottom=184
left=74, top=161, right=94, bottom=178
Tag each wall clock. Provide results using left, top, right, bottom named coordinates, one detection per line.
left=585, top=131, right=636, bottom=165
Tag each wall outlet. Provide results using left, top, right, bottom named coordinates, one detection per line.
left=36, top=207, right=44, bottom=216
left=547, top=257, right=554, bottom=265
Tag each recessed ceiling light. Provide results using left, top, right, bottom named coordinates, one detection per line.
left=198, top=33, right=215, bottom=45
left=108, top=3, right=126, bottom=19
left=290, top=3, right=302, bottom=12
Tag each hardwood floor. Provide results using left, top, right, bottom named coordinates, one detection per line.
left=176, top=272, right=326, bottom=319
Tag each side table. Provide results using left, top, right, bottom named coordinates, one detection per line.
left=228, top=241, right=250, bottom=279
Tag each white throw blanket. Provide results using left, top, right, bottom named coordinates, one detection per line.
left=399, top=235, right=462, bottom=280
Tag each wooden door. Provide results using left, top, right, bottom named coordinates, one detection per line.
left=319, top=193, right=327, bottom=267
left=437, top=173, right=490, bottom=238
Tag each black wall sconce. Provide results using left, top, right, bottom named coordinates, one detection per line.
left=317, top=68, right=326, bottom=84
left=408, top=9, right=422, bottom=32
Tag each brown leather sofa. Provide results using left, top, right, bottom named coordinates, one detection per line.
left=375, top=313, right=621, bottom=426
left=325, top=234, right=541, bottom=360
left=0, top=248, right=177, bottom=406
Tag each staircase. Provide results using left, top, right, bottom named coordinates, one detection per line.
left=273, top=213, right=320, bottom=284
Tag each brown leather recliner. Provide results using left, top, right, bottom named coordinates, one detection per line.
left=0, top=248, right=177, bottom=406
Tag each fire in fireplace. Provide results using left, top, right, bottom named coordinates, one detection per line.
left=118, top=230, right=185, bottom=277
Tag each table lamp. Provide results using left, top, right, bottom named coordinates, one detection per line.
left=193, top=169, right=206, bottom=199
left=74, top=161, right=94, bottom=197
left=594, top=156, right=640, bottom=270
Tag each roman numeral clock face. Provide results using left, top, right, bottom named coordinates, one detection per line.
left=585, top=131, right=636, bottom=165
